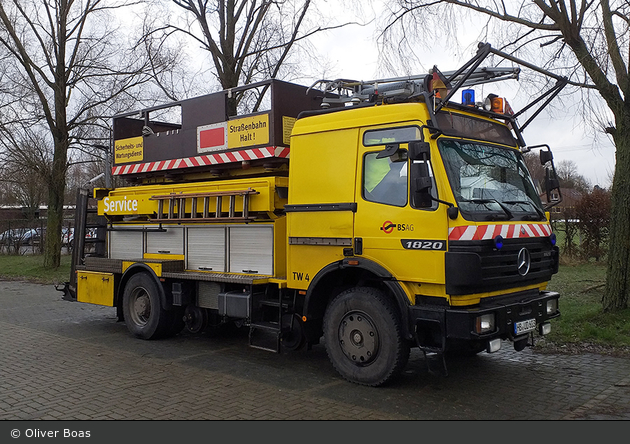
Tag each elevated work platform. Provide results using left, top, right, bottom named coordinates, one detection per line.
left=111, top=79, right=334, bottom=182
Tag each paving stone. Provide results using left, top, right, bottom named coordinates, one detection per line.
left=1, top=280, right=629, bottom=420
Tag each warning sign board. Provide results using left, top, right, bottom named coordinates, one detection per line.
left=283, top=116, right=296, bottom=145
left=227, top=114, right=270, bottom=148
left=114, top=137, right=143, bottom=164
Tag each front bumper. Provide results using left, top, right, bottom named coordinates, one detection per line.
left=408, top=289, right=560, bottom=350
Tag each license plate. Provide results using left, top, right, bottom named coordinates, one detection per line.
left=514, top=318, right=536, bottom=335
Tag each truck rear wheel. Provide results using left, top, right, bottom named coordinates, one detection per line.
left=323, top=287, right=409, bottom=386
left=122, top=272, right=171, bottom=340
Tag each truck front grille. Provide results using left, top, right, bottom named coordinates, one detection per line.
left=446, top=237, right=558, bottom=295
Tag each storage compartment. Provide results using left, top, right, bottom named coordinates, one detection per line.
left=218, top=290, right=251, bottom=319
left=187, top=226, right=226, bottom=271
left=229, top=225, right=273, bottom=275
left=109, top=229, right=143, bottom=260
left=77, top=271, right=114, bottom=306
left=146, top=225, right=184, bottom=255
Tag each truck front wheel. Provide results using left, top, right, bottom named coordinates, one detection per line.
left=122, top=272, right=171, bottom=340
left=323, top=287, right=409, bottom=386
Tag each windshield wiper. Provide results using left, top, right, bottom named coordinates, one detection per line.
left=503, top=200, right=545, bottom=220
left=460, top=198, right=513, bottom=220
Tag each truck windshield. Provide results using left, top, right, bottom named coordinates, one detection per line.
left=438, top=139, right=545, bottom=222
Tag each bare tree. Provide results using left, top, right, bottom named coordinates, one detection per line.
left=165, top=0, right=358, bottom=114
left=0, top=0, right=173, bottom=268
left=556, top=160, right=591, bottom=193
left=0, top=131, right=49, bottom=218
left=380, top=0, right=630, bottom=311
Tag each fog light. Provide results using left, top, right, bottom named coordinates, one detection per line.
left=540, top=322, right=552, bottom=335
left=487, top=338, right=502, bottom=353
left=475, top=313, right=496, bottom=334
left=546, top=299, right=558, bottom=315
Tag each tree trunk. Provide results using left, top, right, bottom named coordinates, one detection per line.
left=43, top=79, right=69, bottom=269
left=603, top=111, right=630, bottom=311
left=43, top=137, right=68, bottom=269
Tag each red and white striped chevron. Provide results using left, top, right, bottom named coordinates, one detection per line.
left=448, top=223, right=553, bottom=241
left=111, top=146, right=290, bottom=176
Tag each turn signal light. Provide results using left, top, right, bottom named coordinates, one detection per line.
left=483, top=94, right=514, bottom=115
left=491, top=97, right=504, bottom=113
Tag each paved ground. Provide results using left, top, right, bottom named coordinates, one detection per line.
left=1, top=279, right=629, bottom=421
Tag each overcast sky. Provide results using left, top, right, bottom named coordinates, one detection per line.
left=307, top=11, right=616, bottom=189
left=156, top=1, right=615, bottom=188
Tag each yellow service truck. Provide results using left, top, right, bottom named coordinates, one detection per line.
left=62, top=43, right=563, bottom=386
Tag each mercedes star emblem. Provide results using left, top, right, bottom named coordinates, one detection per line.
left=517, top=248, right=531, bottom=276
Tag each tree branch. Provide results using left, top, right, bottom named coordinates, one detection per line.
left=600, top=0, right=629, bottom=93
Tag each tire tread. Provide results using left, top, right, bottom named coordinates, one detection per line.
left=323, top=286, right=410, bottom=387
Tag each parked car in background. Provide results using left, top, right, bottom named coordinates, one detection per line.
left=0, top=227, right=45, bottom=247
left=62, top=227, right=74, bottom=247
left=0, top=229, right=15, bottom=245
left=20, top=228, right=42, bottom=246
left=10, top=228, right=30, bottom=245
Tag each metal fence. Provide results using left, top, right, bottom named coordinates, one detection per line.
left=0, top=219, right=76, bottom=255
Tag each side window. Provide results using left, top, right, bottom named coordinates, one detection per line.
left=363, top=126, right=421, bottom=146
left=363, top=151, right=408, bottom=207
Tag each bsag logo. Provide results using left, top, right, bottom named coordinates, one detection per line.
left=380, top=221, right=395, bottom=234
left=380, top=221, right=414, bottom=234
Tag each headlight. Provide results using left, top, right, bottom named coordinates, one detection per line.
left=546, top=299, right=558, bottom=315
left=475, top=313, right=495, bottom=334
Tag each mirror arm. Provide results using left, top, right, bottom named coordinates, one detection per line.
left=430, top=196, right=459, bottom=220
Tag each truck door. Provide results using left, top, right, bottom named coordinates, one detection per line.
left=353, top=126, right=447, bottom=285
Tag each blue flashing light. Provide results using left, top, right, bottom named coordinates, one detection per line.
left=550, top=233, right=557, bottom=246
left=494, top=235, right=504, bottom=250
left=462, top=89, right=475, bottom=106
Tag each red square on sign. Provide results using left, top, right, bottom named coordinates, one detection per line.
left=199, top=127, right=225, bottom=149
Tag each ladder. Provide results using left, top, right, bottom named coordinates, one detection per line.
left=61, top=187, right=107, bottom=301
left=310, top=66, right=520, bottom=107
left=249, top=294, right=286, bottom=353
left=149, top=188, right=259, bottom=223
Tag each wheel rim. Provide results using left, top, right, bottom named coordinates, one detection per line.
left=337, top=310, right=379, bottom=365
left=184, top=305, right=207, bottom=333
left=129, top=286, right=151, bottom=326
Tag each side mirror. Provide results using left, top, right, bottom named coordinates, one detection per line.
left=542, top=148, right=563, bottom=209
left=545, top=169, right=561, bottom=199
left=540, top=149, right=553, bottom=165
left=409, top=141, right=431, bottom=161
left=411, top=161, right=433, bottom=208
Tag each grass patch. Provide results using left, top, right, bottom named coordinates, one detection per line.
left=0, top=254, right=71, bottom=285
left=541, top=261, right=630, bottom=355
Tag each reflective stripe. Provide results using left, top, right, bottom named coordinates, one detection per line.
left=449, top=223, right=552, bottom=240
left=112, top=146, right=287, bottom=176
